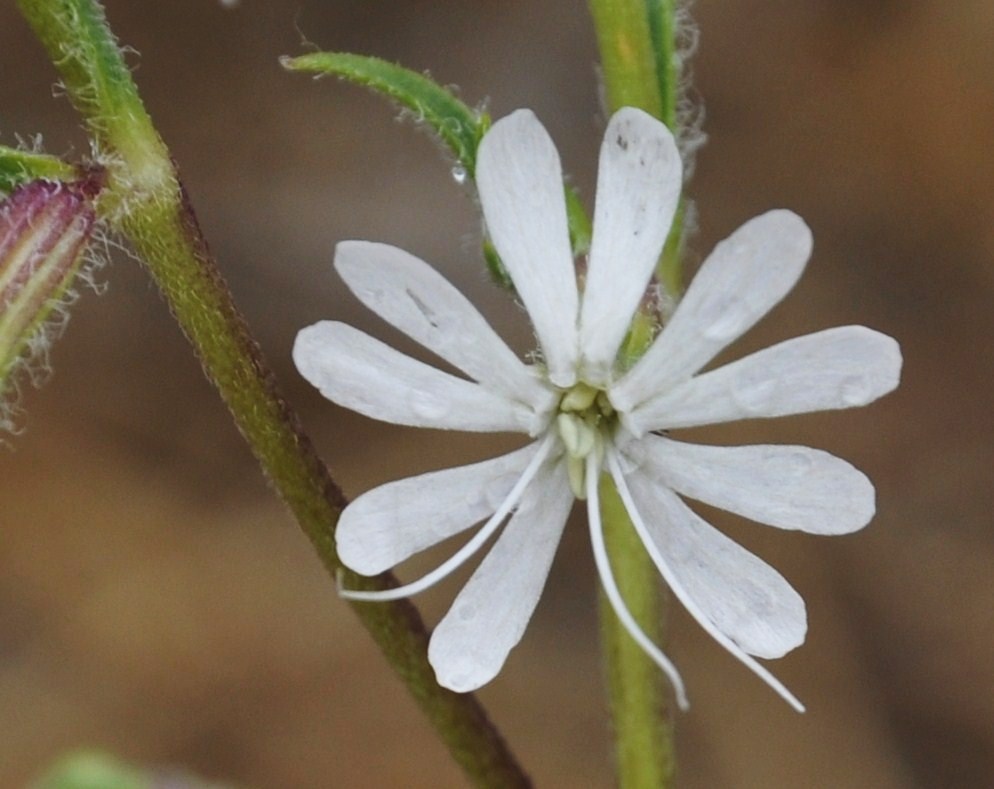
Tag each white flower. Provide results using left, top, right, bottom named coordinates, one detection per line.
left=293, top=107, right=902, bottom=711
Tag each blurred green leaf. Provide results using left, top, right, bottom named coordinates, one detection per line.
left=32, top=751, right=149, bottom=789
left=31, top=749, right=237, bottom=789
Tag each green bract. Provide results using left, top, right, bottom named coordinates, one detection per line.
left=282, top=51, right=593, bottom=259
left=0, top=146, right=76, bottom=195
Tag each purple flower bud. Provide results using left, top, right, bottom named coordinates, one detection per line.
left=0, top=179, right=98, bottom=402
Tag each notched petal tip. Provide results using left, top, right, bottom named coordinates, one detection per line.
left=430, top=650, right=493, bottom=694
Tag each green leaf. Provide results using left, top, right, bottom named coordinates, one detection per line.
left=0, top=146, right=76, bottom=194
left=284, top=50, right=595, bottom=283
left=282, top=52, right=488, bottom=176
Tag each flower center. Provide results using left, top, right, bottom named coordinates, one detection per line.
left=555, top=382, right=617, bottom=499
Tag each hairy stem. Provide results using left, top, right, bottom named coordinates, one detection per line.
left=588, top=0, right=664, bottom=118
left=590, top=0, right=686, bottom=297
left=17, top=1, right=529, bottom=785
left=588, top=1, right=683, bottom=786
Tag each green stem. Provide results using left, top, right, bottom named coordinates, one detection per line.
left=588, top=0, right=663, bottom=118
left=17, top=1, right=529, bottom=785
left=646, top=0, right=679, bottom=130
left=590, top=0, right=685, bottom=298
left=598, top=478, right=675, bottom=787
left=588, top=1, right=683, bottom=786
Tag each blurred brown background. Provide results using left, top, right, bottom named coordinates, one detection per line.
left=1, top=1, right=992, bottom=787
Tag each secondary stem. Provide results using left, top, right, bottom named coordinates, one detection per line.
left=598, top=479, right=676, bottom=787
left=591, top=0, right=685, bottom=298
left=588, top=1, right=683, bottom=786
left=17, top=1, right=529, bottom=785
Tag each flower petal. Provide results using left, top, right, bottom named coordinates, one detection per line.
left=334, top=240, right=554, bottom=409
left=622, top=325, right=903, bottom=434
left=340, top=435, right=558, bottom=604
left=428, top=460, right=573, bottom=692
left=336, top=443, right=541, bottom=575
left=611, top=210, right=812, bottom=411
left=628, top=436, right=875, bottom=535
left=587, top=454, right=689, bottom=710
left=578, top=108, right=682, bottom=384
left=294, top=321, right=539, bottom=433
left=476, top=109, right=580, bottom=387
left=608, top=454, right=805, bottom=711
left=622, top=469, right=807, bottom=659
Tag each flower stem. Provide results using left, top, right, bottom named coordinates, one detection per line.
left=17, top=1, right=529, bottom=785
left=588, top=0, right=664, bottom=119
left=588, top=1, right=683, bottom=786
left=646, top=0, right=680, bottom=130
left=589, top=0, right=685, bottom=297
left=598, top=477, right=675, bottom=787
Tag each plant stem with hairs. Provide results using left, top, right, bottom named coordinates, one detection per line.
left=588, top=0, right=688, bottom=786
left=16, top=1, right=529, bottom=785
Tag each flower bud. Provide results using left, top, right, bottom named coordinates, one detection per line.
left=0, top=179, right=98, bottom=402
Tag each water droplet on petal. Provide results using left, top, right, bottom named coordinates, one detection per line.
left=442, top=656, right=476, bottom=692
left=702, top=310, right=741, bottom=342
left=408, top=391, right=449, bottom=420
left=483, top=472, right=519, bottom=510
left=358, top=285, right=386, bottom=309
left=611, top=446, right=639, bottom=475
left=838, top=375, right=870, bottom=406
left=464, top=471, right=518, bottom=514
left=451, top=164, right=468, bottom=184
left=731, top=368, right=778, bottom=414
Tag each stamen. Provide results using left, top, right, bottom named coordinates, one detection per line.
left=586, top=454, right=690, bottom=711
left=595, top=391, right=615, bottom=416
left=339, top=433, right=557, bottom=602
left=557, top=412, right=596, bottom=458
left=606, top=451, right=806, bottom=713
left=567, top=455, right=586, bottom=500
left=561, top=381, right=599, bottom=412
